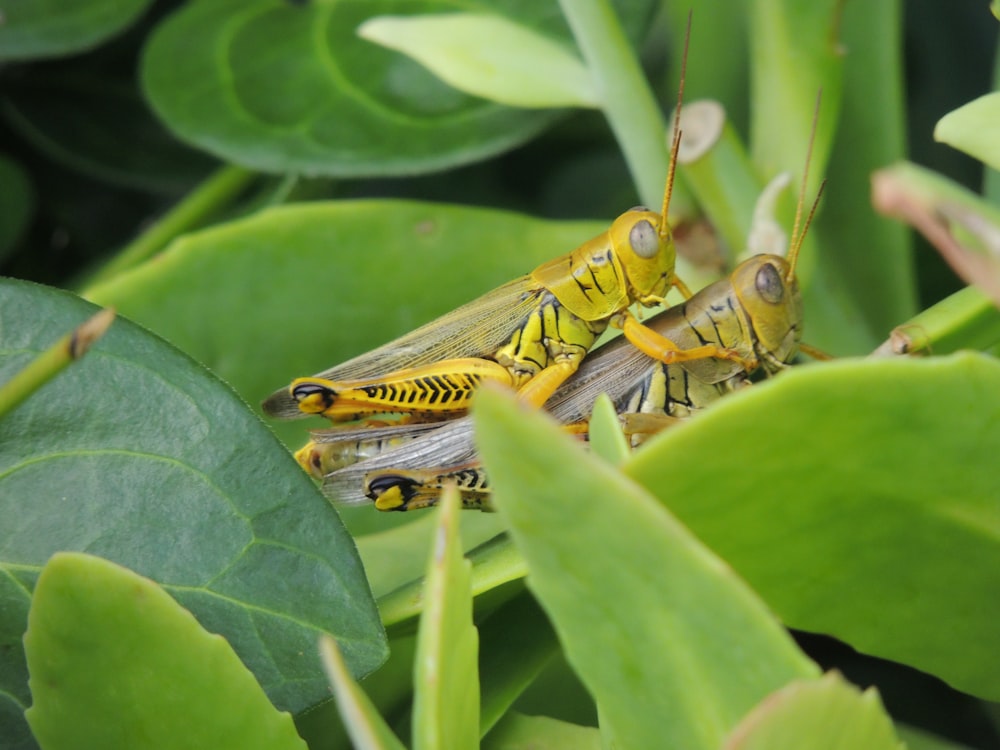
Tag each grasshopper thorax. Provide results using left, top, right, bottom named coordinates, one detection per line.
left=730, top=254, right=803, bottom=370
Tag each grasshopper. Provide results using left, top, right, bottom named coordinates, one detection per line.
left=262, top=29, right=746, bottom=427
left=310, top=166, right=828, bottom=510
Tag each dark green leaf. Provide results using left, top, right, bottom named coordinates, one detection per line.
left=0, top=279, right=387, bottom=744
left=25, top=553, right=308, bottom=750
left=140, top=0, right=654, bottom=176
left=0, top=0, right=153, bottom=61
left=1, top=72, right=216, bottom=193
left=0, top=154, right=35, bottom=262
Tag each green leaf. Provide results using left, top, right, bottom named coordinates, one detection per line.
left=0, top=0, right=153, bottom=61
left=814, top=0, right=915, bottom=345
left=0, top=279, right=386, bottom=744
left=896, top=725, right=977, bottom=750
left=358, top=13, right=599, bottom=109
left=141, top=0, right=654, bottom=176
left=24, top=552, right=307, bottom=750
left=586, top=393, right=628, bottom=464
left=412, top=488, right=479, bottom=750
left=357, top=511, right=506, bottom=601
left=721, top=673, right=903, bottom=750
left=935, top=92, right=1000, bottom=172
left=84, top=201, right=607, bottom=465
left=483, top=711, right=600, bottom=750
left=477, top=592, right=559, bottom=735
left=320, top=636, right=407, bottom=750
left=0, top=154, right=35, bottom=262
left=1, top=70, right=216, bottom=193
left=377, top=531, right=527, bottom=634
left=473, top=387, right=818, bottom=750
left=625, top=353, right=1000, bottom=702
left=744, top=0, right=915, bottom=354
left=141, top=1, right=641, bottom=176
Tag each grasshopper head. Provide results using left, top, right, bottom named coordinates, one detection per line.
left=294, top=441, right=327, bottom=479
left=730, top=254, right=803, bottom=371
left=609, top=207, right=676, bottom=306
left=291, top=379, right=337, bottom=415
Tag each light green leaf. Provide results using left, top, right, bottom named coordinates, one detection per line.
left=320, top=636, right=407, bottom=750
left=587, top=393, right=629, bottom=464
left=722, top=673, right=902, bottom=750
left=936, top=93, right=1000, bottom=172
left=483, top=711, right=600, bottom=750
left=473, top=387, right=818, bottom=750
left=0, top=279, right=386, bottom=745
left=358, top=14, right=599, bottom=109
left=377, top=532, right=526, bottom=634
left=413, top=487, right=479, bottom=750
left=24, top=552, right=307, bottom=750
left=626, top=353, right=1000, bottom=701
left=0, top=0, right=152, bottom=61
left=357, top=511, right=505, bottom=600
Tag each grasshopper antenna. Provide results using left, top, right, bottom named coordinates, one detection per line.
left=660, top=10, right=691, bottom=241
left=786, top=90, right=826, bottom=282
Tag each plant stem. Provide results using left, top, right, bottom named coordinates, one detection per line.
left=558, top=0, right=670, bottom=212
left=870, top=286, right=1000, bottom=357
left=82, top=165, right=256, bottom=291
left=0, top=308, right=115, bottom=421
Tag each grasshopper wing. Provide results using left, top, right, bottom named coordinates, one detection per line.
left=263, top=276, right=543, bottom=418
left=321, top=417, right=479, bottom=505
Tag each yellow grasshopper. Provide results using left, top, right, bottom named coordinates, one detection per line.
left=309, top=168, right=829, bottom=510
left=262, top=34, right=745, bottom=427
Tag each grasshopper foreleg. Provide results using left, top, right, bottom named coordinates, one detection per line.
left=617, top=310, right=753, bottom=370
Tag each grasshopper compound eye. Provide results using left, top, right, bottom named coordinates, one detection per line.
left=629, top=219, right=660, bottom=259
left=755, top=262, right=785, bottom=305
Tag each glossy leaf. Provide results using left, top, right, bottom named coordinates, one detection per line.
left=722, top=673, right=902, bottom=750
left=142, top=1, right=654, bottom=176
left=0, top=279, right=386, bottom=744
left=24, top=553, right=307, bottom=750
left=358, top=13, right=599, bottom=108
left=473, top=387, right=818, bottom=750
left=0, top=0, right=152, bottom=61
left=935, top=92, right=1000, bottom=172
left=625, top=353, right=1000, bottom=701
left=412, top=488, right=479, bottom=750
